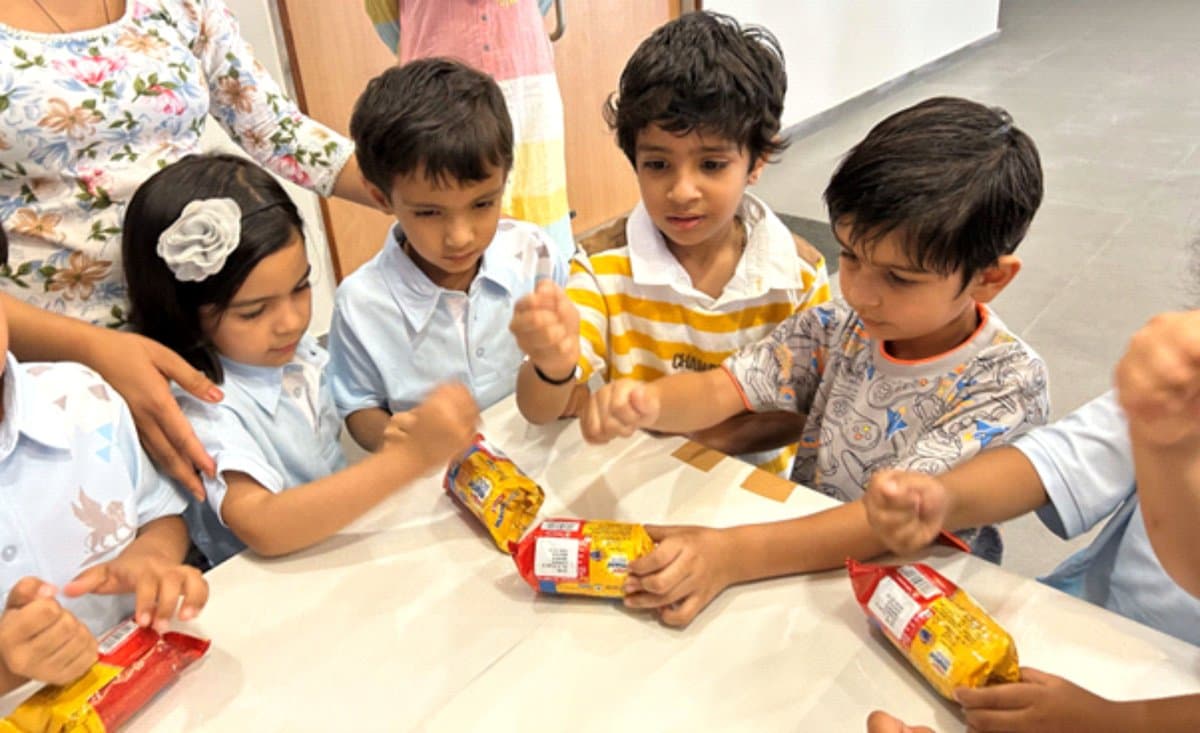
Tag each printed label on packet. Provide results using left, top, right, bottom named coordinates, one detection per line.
left=868, top=576, right=923, bottom=644
left=98, top=619, right=141, bottom=656
left=899, top=565, right=940, bottom=600
left=534, top=537, right=580, bottom=578
left=540, top=520, right=581, bottom=533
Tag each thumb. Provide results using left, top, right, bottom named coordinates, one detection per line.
left=149, top=340, right=223, bottom=403
left=628, top=385, right=656, bottom=421
left=62, top=564, right=115, bottom=598
left=643, top=524, right=685, bottom=542
left=6, top=577, right=55, bottom=609
left=1017, top=667, right=1055, bottom=685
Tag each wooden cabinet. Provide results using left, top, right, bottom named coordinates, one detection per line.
left=275, top=0, right=678, bottom=279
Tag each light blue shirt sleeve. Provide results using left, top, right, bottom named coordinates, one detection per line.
left=1014, top=391, right=1135, bottom=539
left=114, top=398, right=187, bottom=526
left=328, top=292, right=391, bottom=418
left=183, top=400, right=286, bottom=526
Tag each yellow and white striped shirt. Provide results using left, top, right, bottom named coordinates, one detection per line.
left=568, top=193, right=831, bottom=474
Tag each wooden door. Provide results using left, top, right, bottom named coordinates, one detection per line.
left=276, top=0, right=679, bottom=279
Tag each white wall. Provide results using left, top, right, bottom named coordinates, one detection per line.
left=703, top=1, right=1001, bottom=129
left=200, top=0, right=339, bottom=335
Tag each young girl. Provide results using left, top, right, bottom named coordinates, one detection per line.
left=122, top=154, right=479, bottom=568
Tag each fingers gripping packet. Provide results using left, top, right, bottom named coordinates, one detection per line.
left=511, top=519, right=654, bottom=598
left=0, top=619, right=210, bottom=732
left=444, top=434, right=545, bottom=553
left=848, top=560, right=1019, bottom=699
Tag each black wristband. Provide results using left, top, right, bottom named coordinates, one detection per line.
left=533, top=363, right=577, bottom=386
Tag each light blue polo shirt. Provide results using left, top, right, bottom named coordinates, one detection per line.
left=179, top=335, right=347, bottom=567
left=1016, top=391, right=1200, bottom=645
left=327, top=219, right=568, bottom=418
left=0, top=353, right=185, bottom=635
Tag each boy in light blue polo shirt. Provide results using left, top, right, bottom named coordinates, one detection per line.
left=0, top=237, right=206, bottom=693
left=331, top=58, right=568, bottom=451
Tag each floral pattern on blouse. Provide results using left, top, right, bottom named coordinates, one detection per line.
left=0, top=0, right=352, bottom=326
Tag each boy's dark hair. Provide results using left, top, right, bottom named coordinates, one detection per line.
left=826, top=96, right=1043, bottom=284
left=122, top=153, right=304, bottom=383
left=0, top=226, right=7, bottom=268
left=604, top=11, right=787, bottom=168
left=351, top=58, right=514, bottom=194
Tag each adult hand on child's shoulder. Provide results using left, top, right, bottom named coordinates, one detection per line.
left=86, top=330, right=222, bottom=501
left=0, top=577, right=98, bottom=688
left=956, top=667, right=1116, bottom=733
left=863, top=469, right=948, bottom=555
left=866, top=711, right=936, bottom=733
left=63, top=553, right=208, bottom=633
left=622, top=525, right=736, bottom=628
left=509, top=278, right=581, bottom=379
left=1115, top=310, right=1200, bottom=446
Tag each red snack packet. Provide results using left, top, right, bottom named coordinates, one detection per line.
left=511, top=518, right=654, bottom=598
left=1, top=619, right=210, bottom=732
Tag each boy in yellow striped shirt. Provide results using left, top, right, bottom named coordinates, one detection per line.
left=510, top=12, right=830, bottom=474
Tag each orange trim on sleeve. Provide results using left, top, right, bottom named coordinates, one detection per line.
left=720, top=364, right=755, bottom=412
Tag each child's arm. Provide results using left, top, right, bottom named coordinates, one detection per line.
left=686, top=410, right=806, bottom=455
left=1, top=293, right=219, bottom=501
left=958, top=668, right=1200, bottom=733
left=0, top=578, right=97, bottom=693
left=579, top=369, right=746, bottom=444
left=345, top=407, right=393, bottom=452
left=220, top=383, right=478, bottom=557
left=511, top=279, right=583, bottom=424
left=1114, top=310, right=1200, bottom=599
left=61, top=516, right=207, bottom=632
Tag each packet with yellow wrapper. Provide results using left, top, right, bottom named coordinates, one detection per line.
left=444, top=434, right=545, bottom=553
left=511, top=519, right=654, bottom=598
left=0, top=618, right=209, bottom=732
left=848, top=559, right=1019, bottom=699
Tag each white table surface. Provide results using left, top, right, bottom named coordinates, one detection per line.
left=10, top=396, right=1198, bottom=731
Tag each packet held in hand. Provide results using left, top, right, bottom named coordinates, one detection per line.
left=444, top=434, right=545, bottom=553
left=512, top=519, right=654, bottom=598
left=848, top=559, right=1019, bottom=699
left=0, top=619, right=210, bottom=732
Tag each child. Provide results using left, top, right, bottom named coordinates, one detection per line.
left=330, top=58, right=568, bottom=451
left=122, top=154, right=479, bottom=568
left=0, top=228, right=207, bottom=694
left=511, top=11, right=831, bottom=476
left=864, top=310, right=1200, bottom=732
left=583, top=96, right=1048, bottom=627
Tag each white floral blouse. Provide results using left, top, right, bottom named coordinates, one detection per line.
left=0, top=0, right=353, bottom=326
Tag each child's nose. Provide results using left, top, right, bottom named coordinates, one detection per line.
left=446, top=217, right=474, bottom=249
left=666, top=173, right=700, bottom=204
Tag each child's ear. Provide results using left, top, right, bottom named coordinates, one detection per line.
left=747, top=155, right=768, bottom=185
left=364, top=178, right=392, bottom=212
left=968, top=255, right=1022, bottom=303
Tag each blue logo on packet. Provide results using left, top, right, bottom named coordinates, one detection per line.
left=918, top=628, right=932, bottom=644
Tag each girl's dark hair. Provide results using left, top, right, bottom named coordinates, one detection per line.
left=825, top=96, right=1044, bottom=285
left=351, top=58, right=514, bottom=193
left=122, top=154, right=304, bottom=383
left=604, top=11, right=787, bottom=168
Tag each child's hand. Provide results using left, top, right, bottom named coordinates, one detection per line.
left=956, top=667, right=1114, bottom=732
left=0, top=578, right=98, bottom=686
left=866, top=711, right=936, bottom=733
left=1115, top=310, right=1200, bottom=446
left=63, top=554, right=208, bottom=633
left=863, top=469, right=949, bottom=555
left=580, top=380, right=660, bottom=444
left=384, top=382, right=479, bottom=471
left=509, top=279, right=581, bottom=382
left=621, top=525, right=735, bottom=627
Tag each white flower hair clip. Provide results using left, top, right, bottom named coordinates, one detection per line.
left=156, top=198, right=242, bottom=282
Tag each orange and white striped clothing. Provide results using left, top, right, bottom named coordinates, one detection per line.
left=568, top=193, right=831, bottom=474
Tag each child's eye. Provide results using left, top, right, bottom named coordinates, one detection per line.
left=701, top=160, right=729, bottom=172
left=887, top=272, right=915, bottom=286
left=413, top=209, right=440, bottom=218
left=639, top=160, right=667, bottom=171
left=236, top=307, right=266, bottom=321
left=474, top=199, right=496, bottom=210
left=294, top=280, right=311, bottom=293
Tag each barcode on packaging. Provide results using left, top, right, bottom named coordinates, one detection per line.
left=899, top=565, right=939, bottom=600
left=541, top=520, right=581, bottom=533
left=534, top=537, right=580, bottom=578
left=868, top=576, right=923, bottom=645
left=98, top=619, right=141, bottom=655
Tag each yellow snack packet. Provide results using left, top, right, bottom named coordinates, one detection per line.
left=848, top=559, right=1019, bottom=699
left=512, top=519, right=654, bottom=598
left=444, top=434, right=545, bottom=553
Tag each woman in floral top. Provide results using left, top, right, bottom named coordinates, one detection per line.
left=0, top=0, right=369, bottom=327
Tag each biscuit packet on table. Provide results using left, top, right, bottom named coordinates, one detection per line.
left=511, top=519, right=654, bottom=598
left=847, top=559, right=1019, bottom=700
left=0, top=618, right=210, bottom=732
left=444, top=433, right=545, bottom=553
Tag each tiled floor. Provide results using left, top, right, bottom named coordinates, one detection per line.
left=753, top=0, right=1200, bottom=577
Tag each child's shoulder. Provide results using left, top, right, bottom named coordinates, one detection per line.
left=17, top=360, right=129, bottom=423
